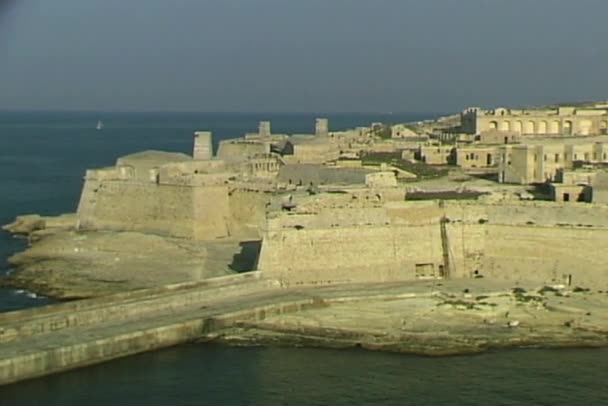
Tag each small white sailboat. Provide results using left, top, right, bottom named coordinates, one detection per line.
left=96, top=120, right=104, bottom=130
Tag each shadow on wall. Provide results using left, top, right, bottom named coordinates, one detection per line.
left=229, top=240, right=262, bottom=273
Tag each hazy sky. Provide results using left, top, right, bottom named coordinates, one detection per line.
left=1, top=0, right=607, bottom=113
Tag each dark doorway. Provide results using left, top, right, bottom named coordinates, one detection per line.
left=563, top=193, right=570, bottom=202
left=229, top=240, right=262, bottom=273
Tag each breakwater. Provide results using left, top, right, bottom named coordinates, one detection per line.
left=0, top=272, right=326, bottom=386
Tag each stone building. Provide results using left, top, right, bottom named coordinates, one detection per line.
left=550, top=165, right=608, bottom=203
left=592, top=172, right=608, bottom=204
left=246, top=154, right=284, bottom=179
left=456, top=146, right=498, bottom=169
left=476, top=129, right=521, bottom=144
left=498, top=136, right=608, bottom=184
left=416, top=145, right=455, bottom=165
left=461, top=104, right=608, bottom=136
left=217, top=139, right=271, bottom=161
left=282, top=135, right=340, bottom=164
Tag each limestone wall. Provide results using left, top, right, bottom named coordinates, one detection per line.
left=444, top=201, right=608, bottom=227
left=448, top=223, right=608, bottom=287
left=259, top=200, right=608, bottom=288
left=258, top=224, right=443, bottom=285
left=227, top=189, right=271, bottom=239
left=78, top=180, right=198, bottom=238
left=217, top=141, right=269, bottom=161
left=77, top=177, right=269, bottom=240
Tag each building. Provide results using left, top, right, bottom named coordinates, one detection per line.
left=498, top=136, right=608, bottom=184
left=550, top=165, right=608, bottom=204
left=416, top=145, right=455, bottom=165
left=456, top=146, right=498, bottom=170
left=461, top=104, right=608, bottom=136
left=282, top=135, right=340, bottom=164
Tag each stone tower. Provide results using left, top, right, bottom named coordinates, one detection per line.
left=315, top=118, right=329, bottom=136
left=259, top=121, right=271, bottom=137
left=193, top=131, right=213, bottom=160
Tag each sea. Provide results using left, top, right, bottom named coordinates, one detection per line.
left=0, top=111, right=607, bottom=405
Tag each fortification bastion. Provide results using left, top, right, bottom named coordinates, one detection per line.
left=3, top=112, right=608, bottom=383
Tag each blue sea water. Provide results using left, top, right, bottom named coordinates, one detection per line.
left=0, top=111, right=607, bottom=405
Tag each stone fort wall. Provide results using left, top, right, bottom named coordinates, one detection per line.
left=77, top=177, right=269, bottom=240
left=258, top=201, right=608, bottom=288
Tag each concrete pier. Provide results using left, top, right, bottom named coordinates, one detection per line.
left=1, top=276, right=495, bottom=386
left=0, top=272, right=323, bottom=386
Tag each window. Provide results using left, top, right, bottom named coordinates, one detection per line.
left=415, top=263, right=435, bottom=279
left=555, top=154, right=559, bottom=163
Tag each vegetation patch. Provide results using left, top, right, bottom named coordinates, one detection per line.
left=361, top=152, right=449, bottom=180
left=371, top=124, right=392, bottom=139
left=512, top=287, right=544, bottom=303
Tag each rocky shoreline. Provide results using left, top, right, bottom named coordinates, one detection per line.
left=209, top=327, right=608, bottom=357
left=202, top=283, right=608, bottom=356
left=1, top=214, right=245, bottom=299
left=3, top=215, right=608, bottom=357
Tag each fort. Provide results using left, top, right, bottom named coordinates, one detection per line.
left=461, top=102, right=608, bottom=136
left=3, top=103, right=608, bottom=385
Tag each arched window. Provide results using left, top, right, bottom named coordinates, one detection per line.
left=514, top=121, right=523, bottom=133
left=525, top=121, right=536, bottom=134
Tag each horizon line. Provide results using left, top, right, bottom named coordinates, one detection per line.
left=0, top=108, right=449, bottom=116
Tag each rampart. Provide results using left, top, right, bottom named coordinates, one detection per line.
left=258, top=201, right=608, bottom=288
left=77, top=173, right=270, bottom=240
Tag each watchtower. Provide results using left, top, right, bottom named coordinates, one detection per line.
left=193, top=131, right=213, bottom=160
left=259, top=121, right=272, bottom=137
left=315, top=118, right=329, bottom=136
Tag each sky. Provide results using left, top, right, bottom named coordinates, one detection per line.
left=1, top=0, right=607, bottom=113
